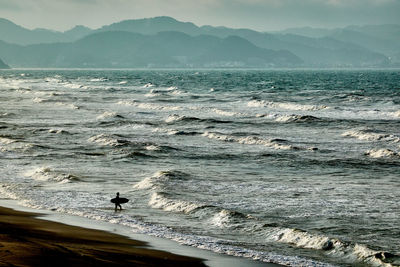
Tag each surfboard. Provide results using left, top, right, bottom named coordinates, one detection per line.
left=111, top=197, right=129, bottom=204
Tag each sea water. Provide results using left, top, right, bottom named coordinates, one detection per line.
left=0, top=69, right=399, bottom=266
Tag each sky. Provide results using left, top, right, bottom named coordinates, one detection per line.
left=0, top=0, right=399, bottom=32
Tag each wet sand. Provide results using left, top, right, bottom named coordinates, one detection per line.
left=0, top=206, right=206, bottom=266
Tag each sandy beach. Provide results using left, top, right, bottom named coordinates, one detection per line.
left=0, top=206, right=206, bottom=266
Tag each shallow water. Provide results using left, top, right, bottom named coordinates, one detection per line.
left=1, top=69, right=399, bottom=266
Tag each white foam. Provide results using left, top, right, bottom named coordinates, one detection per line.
left=62, top=83, right=88, bottom=89
left=23, top=166, right=79, bottom=183
left=212, top=109, right=242, bottom=117
left=209, top=209, right=234, bottom=228
left=133, top=170, right=187, bottom=190
left=248, top=100, right=328, bottom=111
left=152, top=128, right=180, bottom=135
left=275, top=227, right=400, bottom=266
left=88, top=134, right=121, bottom=147
left=96, top=111, right=119, bottom=120
left=145, top=145, right=161, bottom=151
left=202, top=132, right=295, bottom=150
left=365, top=149, right=400, bottom=159
left=33, top=97, right=46, bottom=103
left=54, top=102, right=80, bottom=109
left=165, top=114, right=185, bottom=123
left=0, top=137, right=16, bottom=145
left=117, top=100, right=182, bottom=111
left=0, top=138, right=33, bottom=152
left=143, top=83, right=154, bottom=88
left=392, top=111, right=400, bottom=118
left=342, top=130, right=400, bottom=143
left=149, top=192, right=203, bottom=213
left=48, top=129, right=69, bottom=134
left=90, top=78, right=108, bottom=82
left=275, top=228, right=341, bottom=251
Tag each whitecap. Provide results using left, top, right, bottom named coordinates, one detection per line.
left=88, top=134, right=125, bottom=147
left=48, top=129, right=69, bottom=134
left=202, top=132, right=296, bottom=150
left=134, top=170, right=189, bottom=190
left=365, top=149, right=400, bottom=159
left=342, top=129, right=400, bottom=143
left=149, top=192, right=203, bottom=213
left=212, top=108, right=242, bottom=117
left=96, top=111, right=121, bottom=120
left=54, top=102, right=80, bottom=109
left=248, top=100, right=328, bottom=111
left=152, top=128, right=180, bottom=135
left=117, top=100, right=182, bottom=111
left=0, top=137, right=16, bottom=145
left=143, top=83, right=154, bottom=88
left=24, top=166, right=80, bottom=183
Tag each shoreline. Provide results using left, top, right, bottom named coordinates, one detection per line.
left=0, top=199, right=279, bottom=267
left=0, top=205, right=206, bottom=267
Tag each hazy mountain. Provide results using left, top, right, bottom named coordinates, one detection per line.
left=0, top=18, right=68, bottom=45
left=64, top=25, right=93, bottom=40
left=98, top=16, right=201, bottom=36
left=0, top=16, right=395, bottom=67
left=0, top=18, right=92, bottom=45
left=88, top=17, right=392, bottom=67
left=279, top=24, right=400, bottom=61
left=329, top=29, right=400, bottom=61
left=0, top=31, right=301, bottom=68
left=0, top=57, right=10, bottom=69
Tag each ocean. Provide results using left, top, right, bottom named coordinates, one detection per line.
left=0, top=69, right=399, bottom=266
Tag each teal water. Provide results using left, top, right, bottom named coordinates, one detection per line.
left=1, top=70, right=399, bottom=266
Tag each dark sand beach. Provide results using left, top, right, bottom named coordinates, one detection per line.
left=0, top=206, right=206, bottom=267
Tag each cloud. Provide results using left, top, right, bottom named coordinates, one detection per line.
left=0, top=0, right=24, bottom=10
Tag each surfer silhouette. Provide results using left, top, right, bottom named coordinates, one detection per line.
left=115, top=192, right=122, bottom=210
left=111, top=192, right=129, bottom=211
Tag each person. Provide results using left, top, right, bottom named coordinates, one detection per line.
left=114, top=192, right=122, bottom=211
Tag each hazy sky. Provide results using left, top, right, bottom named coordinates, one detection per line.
left=1, top=0, right=399, bottom=32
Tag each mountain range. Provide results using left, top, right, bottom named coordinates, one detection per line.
left=0, top=57, right=9, bottom=69
left=0, top=16, right=398, bottom=68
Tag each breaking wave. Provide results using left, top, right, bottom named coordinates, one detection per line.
left=274, top=114, right=320, bottom=123
left=365, top=149, right=400, bottom=159
left=212, top=108, right=242, bottom=117
left=202, top=131, right=301, bottom=150
left=88, top=134, right=130, bottom=147
left=165, top=114, right=231, bottom=124
left=133, top=170, right=189, bottom=190
left=149, top=192, right=205, bottom=213
left=96, top=111, right=124, bottom=120
left=117, top=100, right=182, bottom=111
left=24, top=167, right=80, bottom=183
left=248, top=100, right=328, bottom=111
left=342, top=129, right=400, bottom=143
left=274, top=228, right=400, bottom=267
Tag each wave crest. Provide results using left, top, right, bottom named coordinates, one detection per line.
left=248, top=100, right=328, bottom=111
left=134, top=170, right=189, bottom=190
left=343, top=129, right=400, bottom=143
left=202, top=132, right=298, bottom=150
left=365, top=149, right=400, bottom=159
left=149, top=192, right=204, bottom=213
left=24, top=167, right=80, bottom=183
